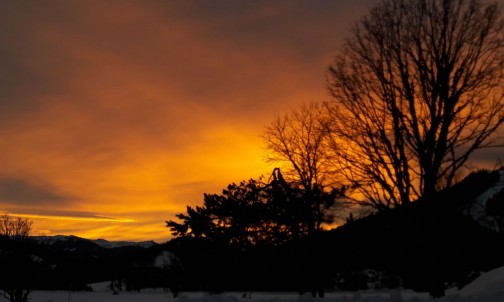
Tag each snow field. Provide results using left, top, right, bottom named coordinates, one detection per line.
left=22, top=266, right=504, bottom=302
left=20, top=290, right=492, bottom=302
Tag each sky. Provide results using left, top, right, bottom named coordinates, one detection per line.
left=1, top=0, right=503, bottom=243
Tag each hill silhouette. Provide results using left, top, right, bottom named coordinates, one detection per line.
left=162, top=169, right=504, bottom=296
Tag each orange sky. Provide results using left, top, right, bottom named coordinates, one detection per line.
left=1, top=0, right=503, bottom=243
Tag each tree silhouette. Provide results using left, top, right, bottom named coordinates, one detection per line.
left=267, top=168, right=345, bottom=236
left=327, top=0, right=504, bottom=209
left=263, top=102, right=336, bottom=191
left=0, top=214, right=32, bottom=240
left=167, top=179, right=269, bottom=247
left=167, top=170, right=345, bottom=247
left=263, top=104, right=346, bottom=233
left=0, top=214, right=34, bottom=302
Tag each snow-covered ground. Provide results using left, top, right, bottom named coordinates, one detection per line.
left=19, top=290, right=497, bottom=302
left=22, top=266, right=504, bottom=302
left=466, top=168, right=504, bottom=230
left=13, top=290, right=428, bottom=302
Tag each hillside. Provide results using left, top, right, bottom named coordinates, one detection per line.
left=317, top=169, right=504, bottom=293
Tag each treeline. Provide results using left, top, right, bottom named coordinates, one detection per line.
left=0, top=229, right=184, bottom=301
left=165, top=170, right=504, bottom=297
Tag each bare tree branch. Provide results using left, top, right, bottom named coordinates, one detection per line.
left=327, top=0, right=504, bottom=209
left=262, top=102, right=338, bottom=191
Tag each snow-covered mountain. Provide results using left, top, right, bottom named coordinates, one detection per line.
left=92, top=238, right=157, bottom=249
left=463, top=168, right=504, bottom=231
left=32, top=235, right=157, bottom=249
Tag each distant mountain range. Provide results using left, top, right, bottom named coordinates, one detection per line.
left=0, top=233, right=170, bottom=290
left=31, top=234, right=158, bottom=249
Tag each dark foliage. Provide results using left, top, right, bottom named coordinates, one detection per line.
left=167, top=170, right=345, bottom=248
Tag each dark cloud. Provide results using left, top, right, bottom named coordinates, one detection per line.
left=20, top=209, right=115, bottom=219
left=0, top=178, right=73, bottom=205
left=0, top=2, right=81, bottom=120
left=470, top=147, right=504, bottom=169
left=0, top=0, right=379, bottom=123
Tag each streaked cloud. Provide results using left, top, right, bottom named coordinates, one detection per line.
left=10, top=213, right=134, bottom=223
left=0, top=178, right=73, bottom=205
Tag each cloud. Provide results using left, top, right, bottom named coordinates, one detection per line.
left=469, top=147, right=504, bottom=169
left=11, top=213, right=134, bottom=223
left=0, top=178, right=74, bottom=205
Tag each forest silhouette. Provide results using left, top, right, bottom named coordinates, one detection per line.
left=166, top=0, right=504, bottom=298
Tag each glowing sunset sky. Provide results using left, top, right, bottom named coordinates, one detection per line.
left=1, top=0, right=503, bottom=242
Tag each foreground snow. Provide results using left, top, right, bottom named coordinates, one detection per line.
left=21, top=290, right=499, bottom=302
left=457, top=266, right=504, bottom=298
left=22, top=266, right=504, bottom=302
left=17, top=290, right=427, bottom=302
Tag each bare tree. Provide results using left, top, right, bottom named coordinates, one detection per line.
left=263, top=102, right=336, bottom=191
left=327, top=0, right=504, bottom=209
left=0, top=214, right=34, bottom=302
left=0, top=214, right=33, bottom=240
left=263, top=103, right=348, bottom=232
